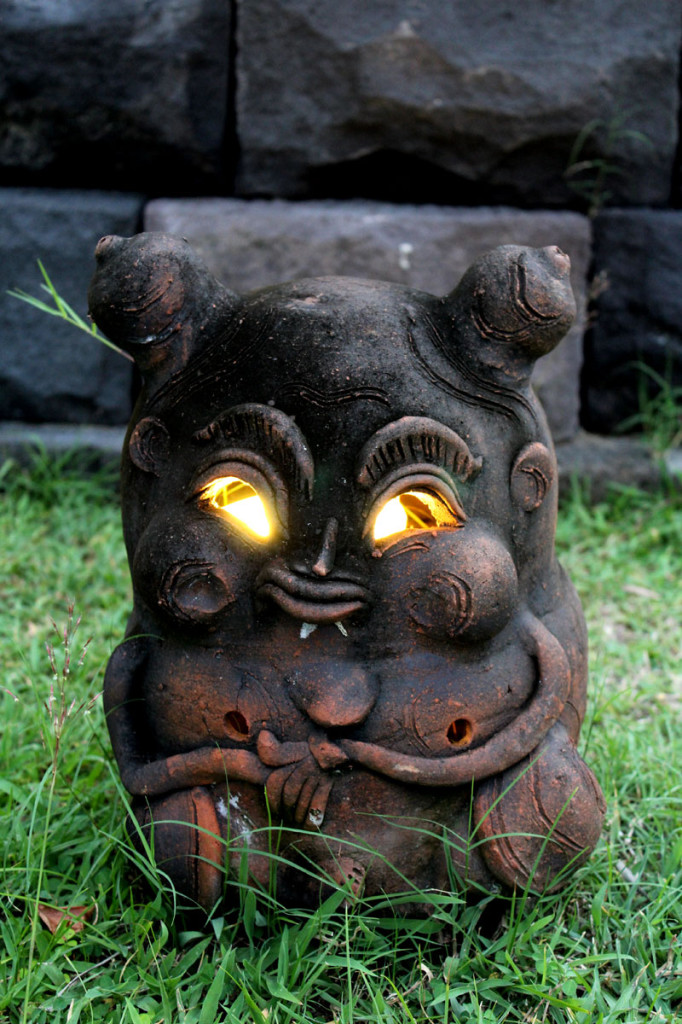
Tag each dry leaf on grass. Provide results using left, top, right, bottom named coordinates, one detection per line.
left=38, top=903, right=95, bottom=934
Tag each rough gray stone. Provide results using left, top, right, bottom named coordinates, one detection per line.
left=0, top=422, right=124, bottom=475
left=145, top=198, right=591, bottom=441
left=555, top=431, right=665, bottom=503
left=0, top=0, right=232, bottom=191
left=235, top=0, right=680, bottom=207
left=585, top=209, right=682, bottom=434
left=1, top=188, right=142, bottom=425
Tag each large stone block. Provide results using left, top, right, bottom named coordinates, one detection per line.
left=584, top=209, right=682, bottom=434
left=145, top=198, right=591, bottom=440
left=0, top=189, right=142, bottom=425
left=235, top=0, right=680, bottom=208
left=555, top=432, right=666, bottom=502
left=0, top=0, right=232, bottom=192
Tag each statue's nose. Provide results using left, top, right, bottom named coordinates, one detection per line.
left=311, top=517, right=338, bottom=577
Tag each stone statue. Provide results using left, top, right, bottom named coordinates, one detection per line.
left=89, top=233, right=604, bottom=911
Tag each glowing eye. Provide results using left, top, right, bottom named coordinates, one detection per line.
left=372, top=490, right=459, bottom=542
left=201, top=476, right=272, bottom=539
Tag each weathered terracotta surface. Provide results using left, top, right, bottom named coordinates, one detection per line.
left=90, top=233, right=604, bottom=911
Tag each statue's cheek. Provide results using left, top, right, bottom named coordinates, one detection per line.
left=131, top=516, right=255, bottom=629
left=405, top=533, right=519, bottom=644
left=159, top=561, right=235, bottom=624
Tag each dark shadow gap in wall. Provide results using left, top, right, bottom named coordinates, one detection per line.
left=298, top=148, right=589, bottom=211
left=222, top=0, right=240, bottom=197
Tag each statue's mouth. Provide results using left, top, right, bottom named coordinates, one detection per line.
left=255, top=560, right=371, bottom=623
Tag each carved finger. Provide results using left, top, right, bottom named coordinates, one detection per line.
left=282, top=760, right=315, bottom=817
left=265, top=762, right=299, bottom=816
left=257, top=729, right=309, bottom=767
left=308, top=732, right=349, bottom=770
left=294, top=773, right=319, bottom=826
left=305, top=775, right=334, bottom=830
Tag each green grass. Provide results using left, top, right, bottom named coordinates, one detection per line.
left=0, top=452, right=680, bottom=1023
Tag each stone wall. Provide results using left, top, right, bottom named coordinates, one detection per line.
left=1, top=0, right=681, bottom=450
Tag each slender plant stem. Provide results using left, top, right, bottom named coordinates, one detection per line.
left=21, top=760, right=59, bottom=1024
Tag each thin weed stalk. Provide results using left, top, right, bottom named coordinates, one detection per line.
left=7, top=260, right=132, bottom=362
left=563, top=110, right=653, bottom=216
left=20, top=604, right=95, bottom=1024
left=617, top=358, right=682, bottom=458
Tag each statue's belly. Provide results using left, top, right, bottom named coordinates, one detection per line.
left=356, top=644, right=536, bottom=756
left=142, top=628, right=535, bottom=761
left=142, top=642, right=310, bottom=755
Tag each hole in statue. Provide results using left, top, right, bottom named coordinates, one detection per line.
left=446, top=718, right=473, bottom=747
left=224, top=710, right=250, bottom=739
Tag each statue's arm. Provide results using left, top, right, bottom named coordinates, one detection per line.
left=103, top=639, right=268, bottom=797
left=340, top=611, right=570, bottom=786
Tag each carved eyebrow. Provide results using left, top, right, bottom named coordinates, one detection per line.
left=193, top=403, right=314, bottom=498
left=356, top=416, right=482, bottom=488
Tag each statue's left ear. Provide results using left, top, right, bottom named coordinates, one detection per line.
left=128, top=416, right=170, bottom=476
left=88, top=232, right=239, bottom=394
left=510, top=442, right=555, bottom=511
left=442, top=245, right=576, bottom=386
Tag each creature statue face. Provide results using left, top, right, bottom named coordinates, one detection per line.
left=91, top=234, right=604, bottom=911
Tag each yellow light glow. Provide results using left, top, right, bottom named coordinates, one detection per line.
left=201, top=476, right=272, bottom=539
left=372, top=489, right=459, bottom=542
left=223, top=495, right=271, bottom=537
left=373, top=497, right=408, bottom=540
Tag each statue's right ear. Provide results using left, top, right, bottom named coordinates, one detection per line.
left=88, top=232, right=239, bottom=392
left=441, top=245, right=576, bottom=387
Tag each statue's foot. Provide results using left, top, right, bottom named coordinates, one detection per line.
left=473, top=723, right=605, bottom=893
left=313, top=854, right=366, bottom=904
left=130, top=786, right=224, bottom=911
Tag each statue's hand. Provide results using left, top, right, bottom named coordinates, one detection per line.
left=257, top=729, right=347, bottom=827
